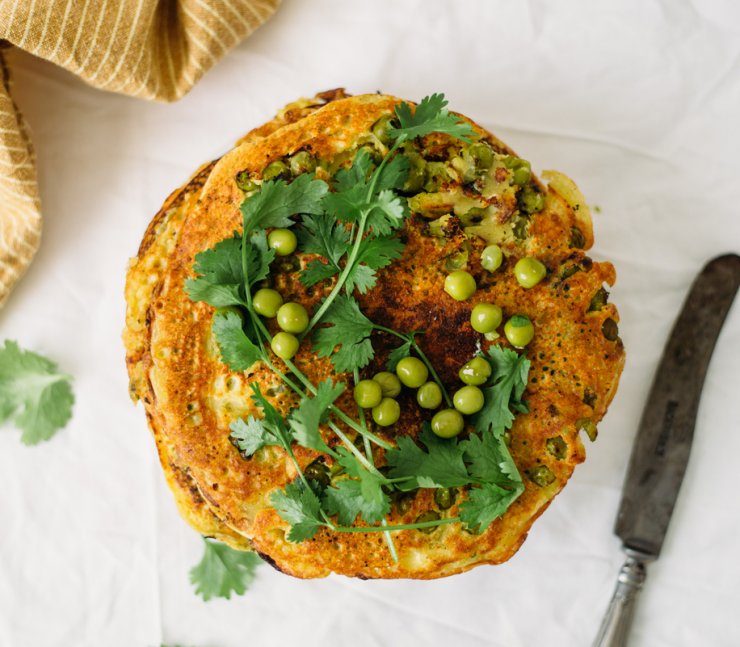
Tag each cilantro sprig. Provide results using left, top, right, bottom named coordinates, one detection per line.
left=190, top=537, right=263, bottom=601
left=0, top=340, right=74, bottom=445
left=186, top=93, right=527, bottom=557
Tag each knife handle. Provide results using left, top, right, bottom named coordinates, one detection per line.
left=592, top=551, right=651, bottom=647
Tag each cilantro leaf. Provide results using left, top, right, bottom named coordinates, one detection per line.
left=296, top=213, right=350, bottom=288
left=211, top=310, right=263, bottom=371
left=323, top=477, right=391, bottom=526
left=386, top=424, right=469, bottom=490
left=0, top=340, right=74, bottom=445
left=189, top=537, right=262, bottom=601
left=241, top=174, right=328, bottom=234
left=390, top=93, right=476, bottom=143
left=271, top=480, right=324, bottom=542
left=365, top=189, right=408, bottom=236
left=346, top=235, right=405, bottom=294
left=244, top=230, right=275, bottom=287
left=229, top=416, right=273, bottom=456
left=321, top=150, right=373, bottom=226
left=474, top=346, right=531, bottom=433
left=288, top=379, right=344, bottom=455
left=462, top=428, right=521, bottom=488
left=323, top=448, right=392, bottom=525
left=185, top=234, right=245, bottom=308
left=375, top=153, right=410, bottom=192
left=458, top=481, right=524, bottom=534
left=311, top=295, right=375, bottom=372
left=386, top=338, right=413, bottom=372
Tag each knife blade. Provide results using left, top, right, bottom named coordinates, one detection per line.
left=593, top=253, right=740, bottom=647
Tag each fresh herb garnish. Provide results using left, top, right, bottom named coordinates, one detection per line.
left=190, top=537, right=263, bottom=601
left=0, top=340, right=74, bottom=445
left=186, top=93, right=529, bottom=559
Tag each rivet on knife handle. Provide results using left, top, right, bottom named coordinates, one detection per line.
left=592, top=254, right=740, bottom=647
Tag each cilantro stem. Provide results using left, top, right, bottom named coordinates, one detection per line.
left=301, top=138, right=407, bottom=338
left=327, top=422, right=383, bottom=476
left=331, top=516, right=460, bottom=534
left=354, top=367, right=399, bottom=563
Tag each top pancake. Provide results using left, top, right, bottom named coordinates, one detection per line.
left=125, top=92, right=624, bottom=579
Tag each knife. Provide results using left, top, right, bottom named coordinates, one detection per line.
left=592, top=253, right=740, bottom=647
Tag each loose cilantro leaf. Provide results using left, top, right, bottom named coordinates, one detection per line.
left=241, top=174, right=328, bottom=234
left=288, top=379, right=344, bottom=455
left=386, top=338, right=413, bottom=372
left=0, top=340, right=74, bottom=445
left=390, top=93, right=476, bottom=143
left=386, top=424, right=469, bottom=490
left=189, top=537, right=262, bottom=601
left=459, top=481, right=524, bottom=534
left=229, top=416, right=273, bottom=456
left=211, top=310, right=262, bottom=371
left=271, top=480, right=324, bottom=542
left=474, top=346, right=531, bottom=433
left=311, top=295, right=375, bottom=372
left=462, top=428, right=521, bottom=488
left=185, top=234, right=245, bottom=308
left=323, top=448, right=391, bottom=525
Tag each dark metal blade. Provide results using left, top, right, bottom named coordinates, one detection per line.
left=615, top=254, right=740, bottom=557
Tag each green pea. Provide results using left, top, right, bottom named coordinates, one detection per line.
left=235, top=171, right=258, bottom=192
left=415, top=510, right=441, bottom=533
left=416, top=382, right=443, bottom=410
left=480, top=245, right=503, bottom=272
left=512, top=162, right=532, bottom=186
left=354, top=379, right=383, bottom=409
left=372, top=114, right=395, bottom=143
left=468, top=142, right=493, bottom=171
left=453, top=385, right=485, bottom=415
left=470, top=303, right=503, bottom=333
left=546, top=436, right=568, bottom=460
left=459, top=356, right=491, bottom=386
left=459, top=207, right=487, bottom=227
left=444, top=270, right=477, bottom=301
left=396, top=357, right=428, bottom=388
left=289, top=150, right=316, bottom=175
left=504, top=314, right=534, bottom=348
left=588, top=288, right=609, bottom=312
left=514, top=257, right=547, bottom=288
left=271, top=332, right=299, bottom=360
left=276, top=302, right=309, bottom=334
left=304, top=459, right=330, bottom=489
left=373, top=371, right=402, bottom=398
left=519, top=185, right=545, bottom=214
left=403, top=153, right=426, bottom=193
left=484, top=331, right=500, bottom=341
left=526, top=465, right=556, bottom=487
left=569, top=226, right=586, bottom=249
left=252, top=288, right=283, bottom=318
left=434, top=487, right=457, bottom=510
left=267, top=228, right=297, bottom=256
left=394, top=490, right=417, bottom=515
left=262, top=160, right=290, bottom=181
left=602, top=318, right=619, bottom=341
left=372, top=397, right=400, bottom=427
left=430, top=409, right=464, bottom=438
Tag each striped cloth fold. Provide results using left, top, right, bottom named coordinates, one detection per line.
left=0, top=0, right=280, bottom=307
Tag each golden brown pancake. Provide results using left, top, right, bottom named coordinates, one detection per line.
left=124, top=91, right=624, bottom=578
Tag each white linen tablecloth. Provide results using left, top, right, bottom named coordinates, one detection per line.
left=1, top=1, right=739, bottom=645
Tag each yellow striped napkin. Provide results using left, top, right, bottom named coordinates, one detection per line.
left=0, top=0, right=280, bottom=307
